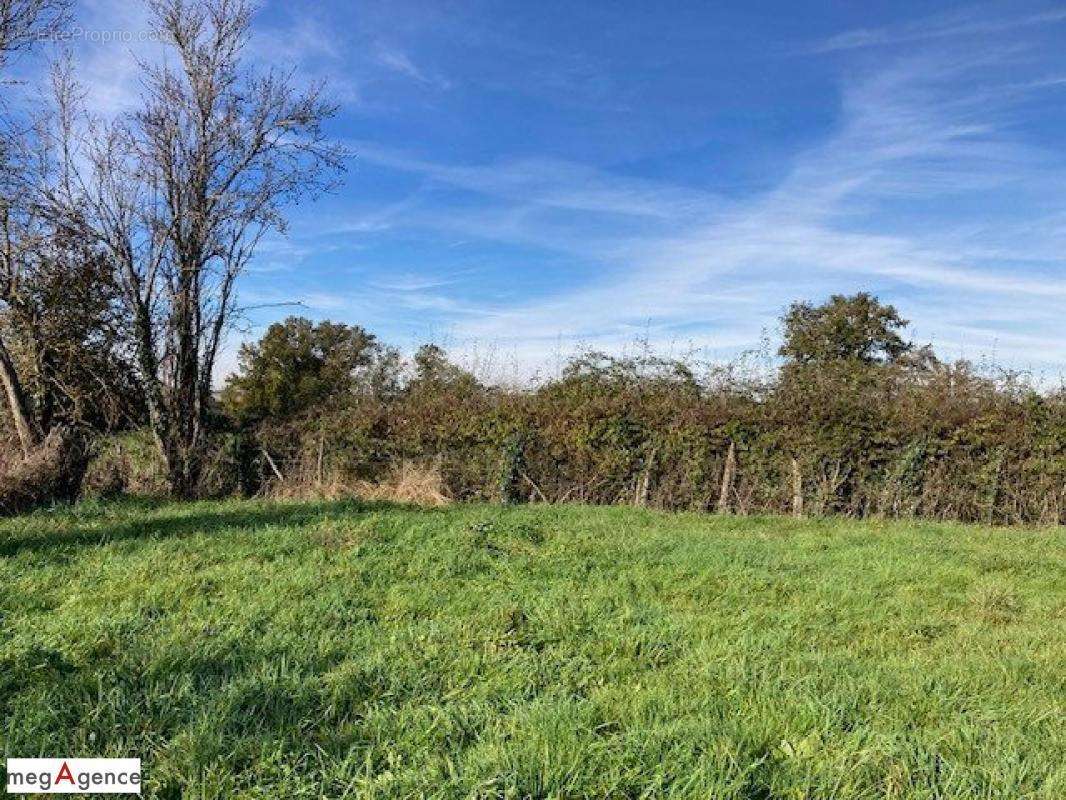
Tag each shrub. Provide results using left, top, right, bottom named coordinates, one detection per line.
left=0, top=426, right=90, bottom=514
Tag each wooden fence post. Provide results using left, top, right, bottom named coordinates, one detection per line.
left=718, top=441, right=736, bottom=513
left=790, top=456, right=804, bottom=518
left=634, top=446, right=658, bottom=507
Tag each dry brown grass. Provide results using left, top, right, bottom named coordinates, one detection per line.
left=0, top=426, right=89, bottom=515
left=267, top=460, right=451, bottom=507
left=353, top=461, right=451, bottom=506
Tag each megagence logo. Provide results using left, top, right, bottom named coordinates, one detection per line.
left=6, top=759, right=141, bottom=794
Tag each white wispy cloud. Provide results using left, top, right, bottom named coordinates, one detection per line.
left=349, top=141, right=719, bottom=221
left=371, top=41, right=450, bottom=89
left=810, top=5, right=1066, bottom=53
left=369, top=271, right=466, bottom=292
left=335, top=41, right=1066, bottom=379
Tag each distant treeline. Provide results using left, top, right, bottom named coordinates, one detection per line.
left=83, top=293, right=1066, bottom=526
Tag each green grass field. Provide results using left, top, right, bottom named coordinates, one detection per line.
left=1, top=500, right=1063, bottom=799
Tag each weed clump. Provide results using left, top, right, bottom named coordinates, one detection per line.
left=970, top=581, right=1023, bottom=623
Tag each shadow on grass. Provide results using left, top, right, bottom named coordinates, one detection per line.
left=0, top=497, right=425, bottom=558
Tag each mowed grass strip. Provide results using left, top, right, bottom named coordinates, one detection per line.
left=1, top=499, right=1063, bottom=799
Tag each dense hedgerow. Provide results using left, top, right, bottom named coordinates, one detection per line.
left=86, top=294, right=1066, bottom=525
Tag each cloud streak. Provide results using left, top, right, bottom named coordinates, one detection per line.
left=333, top=42, right=1066, bottom=380
left=810, top=5, right=1066, bottom=53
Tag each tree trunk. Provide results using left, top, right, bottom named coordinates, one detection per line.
left=0, top=335, right=40, bottom=457
left=162, top=437, right=203, bottom=500
left=125, top=285, right=204, bottom=499
left=717, top=440, right=736, bottom=513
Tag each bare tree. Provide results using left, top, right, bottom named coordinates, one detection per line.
left=0, top=0, right=114, bottom=515
left=0, top=204, right=47, bottom=455
left=0, top=0, right=67, bottom=69
left=0, top=0, right=69, bottom=456
left=49, top=0, right=344, bottom=496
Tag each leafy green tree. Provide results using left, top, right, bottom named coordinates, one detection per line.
left=773, top=293, right=920, bottom=515
left=221, top=317, right=384, bottom=424
left=410, top=344, right=479, bottom=390
left=779, top=292, right=912, bottom=366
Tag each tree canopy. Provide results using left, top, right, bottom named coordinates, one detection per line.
left=779, top=292, right=912, bottom=366
left=221, top=317, right=383, bottom=424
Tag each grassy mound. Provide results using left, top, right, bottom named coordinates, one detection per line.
left=1, top=500, right=1063, bottom=798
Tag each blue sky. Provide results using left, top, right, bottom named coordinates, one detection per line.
left=16, top=0, right=1066, bottom=381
